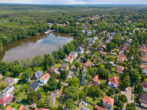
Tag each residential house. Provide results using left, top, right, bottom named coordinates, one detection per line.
left=1, top=86, right=15, bottom=95
left=24, top=104, right=37, bottom=110
left=80, top=76, right=85, bottom=86
left=108, top=76, right=119, bottom=88
left=0, top=93, right=13, bottom=107
left=141, top=64, right=147, bottom=75
left=39, top=73, right=50, bottom=85
left=103, top=96, right=114, bottom=110
left=85, top=60, right=93, bottom=68
left=116, top=65, right=124, bottom=73
left=37, top=108, right=50, bottom=110
left=100, top=51, right=107, bottom=56
left=5, top=106, right=14, bottom=110
left=141, top=94, right=147, bottom=108
left=60, top=63, right=69, bottom=71
left=94, top=105, right=106, bottom=110
left=110, top=62, right=116, bottom=67
left=116, top=53, right=126, bottom=64
left=0, top=74, right=2, bottom=79
left=47, top=67, right=59, bottom=74
left=50, top=92, right=57, bottom=104
left=142, top=82, right=147, bottom=92
left=77, top=47, right=84, bottom=54
left=19, top=105, right=24, bottom=110
left=69, top=52, right=78, bottom=59
left=141, top=57, right=147, bottom=64
left=87, top=30, right=92, bottom=36
left=32, top=70, right=43, bottom=80
left=99, top=45, right=106, bottom=51
left=81, top=30, right=86, bottom=34
left=82, top=66, right=87, bottom=76
left=141, top=45, right=147, bottom=57
left=93, top=74, right=100, bottom=86
left=3, top=77, right=15, bottom=86
left=141, top=45, right=147, bottom=64
left=77, top=99, right=82, bottom=107
left=28, top=81, right=39, bottom=91
left=81, top=107, right=90, bottom=110
left=64, top=55, right=73, bottom=64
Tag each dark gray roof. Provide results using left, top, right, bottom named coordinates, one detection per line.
left=80, top=76, right=85, bottom=85
left=34, top=70, right=43, bottom=79
left=28, top=81, right=39, bottom=90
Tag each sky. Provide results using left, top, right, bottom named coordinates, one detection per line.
left=0, top=0, right=147, bottom=5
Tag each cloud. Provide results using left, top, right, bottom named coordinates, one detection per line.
left=0, top=0, right=147, bottom=4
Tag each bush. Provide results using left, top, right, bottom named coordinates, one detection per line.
left=126, top=103, right=136, bottom=110
left=118, top=94, right=128, bottom=103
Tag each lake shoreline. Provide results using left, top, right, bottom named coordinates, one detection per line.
left=0, top=32, right=73, bottom=62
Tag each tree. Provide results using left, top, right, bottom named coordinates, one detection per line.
left=48, top=77, right=58, bottom=91
left=0, top=81, right=8, bottom=92
left=118, top=94, right=128, bottom=103
left=107, top=42, right=115, bottom=52
left=69, top=77, right=80, bottom=87
left=95, top=56, right=102, bottom=64
left=66, top=99, right=75, bottom=110
left=93, top=39, right=99, bottom=49
left=74, top=61, right=81, bottom=68
left=11, top=64, right=23, bottom=77
left=98, top=66, right=110, bottom=80
left=119, top=75, right=131, bottom=90
left=87, top=85, right=103, bottom=98
left=134, top=84, right=143, bottom=95
left=27, top=89, right=38, bottom=104
left=0, top=61, right=8, bottom=75
left=0, top=41, right=3, bottom=53
left=32, top=55, right=44, bottom=66
left=107, top=88, right=115, bottom=96
left=60, top=70, right=69, bottom=80
left=129, top=70, right=140, bottom=86
left=79, top=90, right=86, bottom=99
left=126, top=103, right=136, bottom=110
left=21, top=68, right=33, bottom=82
left=64, top=86, right=79, bottom=101
left=44, top=54, right=54, bottom=68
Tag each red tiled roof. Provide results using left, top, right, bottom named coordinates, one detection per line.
left=0, top=93, right=13, bottom=105
left=93, top=74, right=100, bottom=84
left=49, top=67, right=56, bottom=73
left=141, top=94, right=147, bottom=104
left=141, top=57, right=147, bottom=62
left=68, top=55, right=73, bottom=60
left=116, top=65, right=124, bottom=73
left=85, top=60, right=92, bottom=68
left=141, top=64, right=147, bottom=70
left=109, top=76, right=119, bottom=85
left=0, top=74, right=2, bottom=78
left=141, top=46, right=147, bottom=57
left=116, top=53, right=126, bottom=64
left=142, top=82, right=147, bottom=88
left=19, top=105, right=24, bottom=110
left=100, top=51, right=107, bottom=55
left=103, top=96, right=114, bottom=106
left=41, top=73, right=50, bottom=80
left=94, top=105, right=106, bottom=110
left=5, top=106, right=13, bottom=110
left=38, top=108, right=50, bottom=110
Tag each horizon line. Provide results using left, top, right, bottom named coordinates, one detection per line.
left=0, top=3, right=147, bottom=6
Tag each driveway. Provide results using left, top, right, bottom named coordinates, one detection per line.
left=121, top=87, right=134, bottom=110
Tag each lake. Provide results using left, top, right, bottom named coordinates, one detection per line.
left=0, top=32, right=73, bottom=62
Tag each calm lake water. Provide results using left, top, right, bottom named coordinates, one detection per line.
left=0, top=32, right=73, bottom=62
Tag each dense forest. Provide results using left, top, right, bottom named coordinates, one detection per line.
left=0, top=5, right=147, bottom=53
